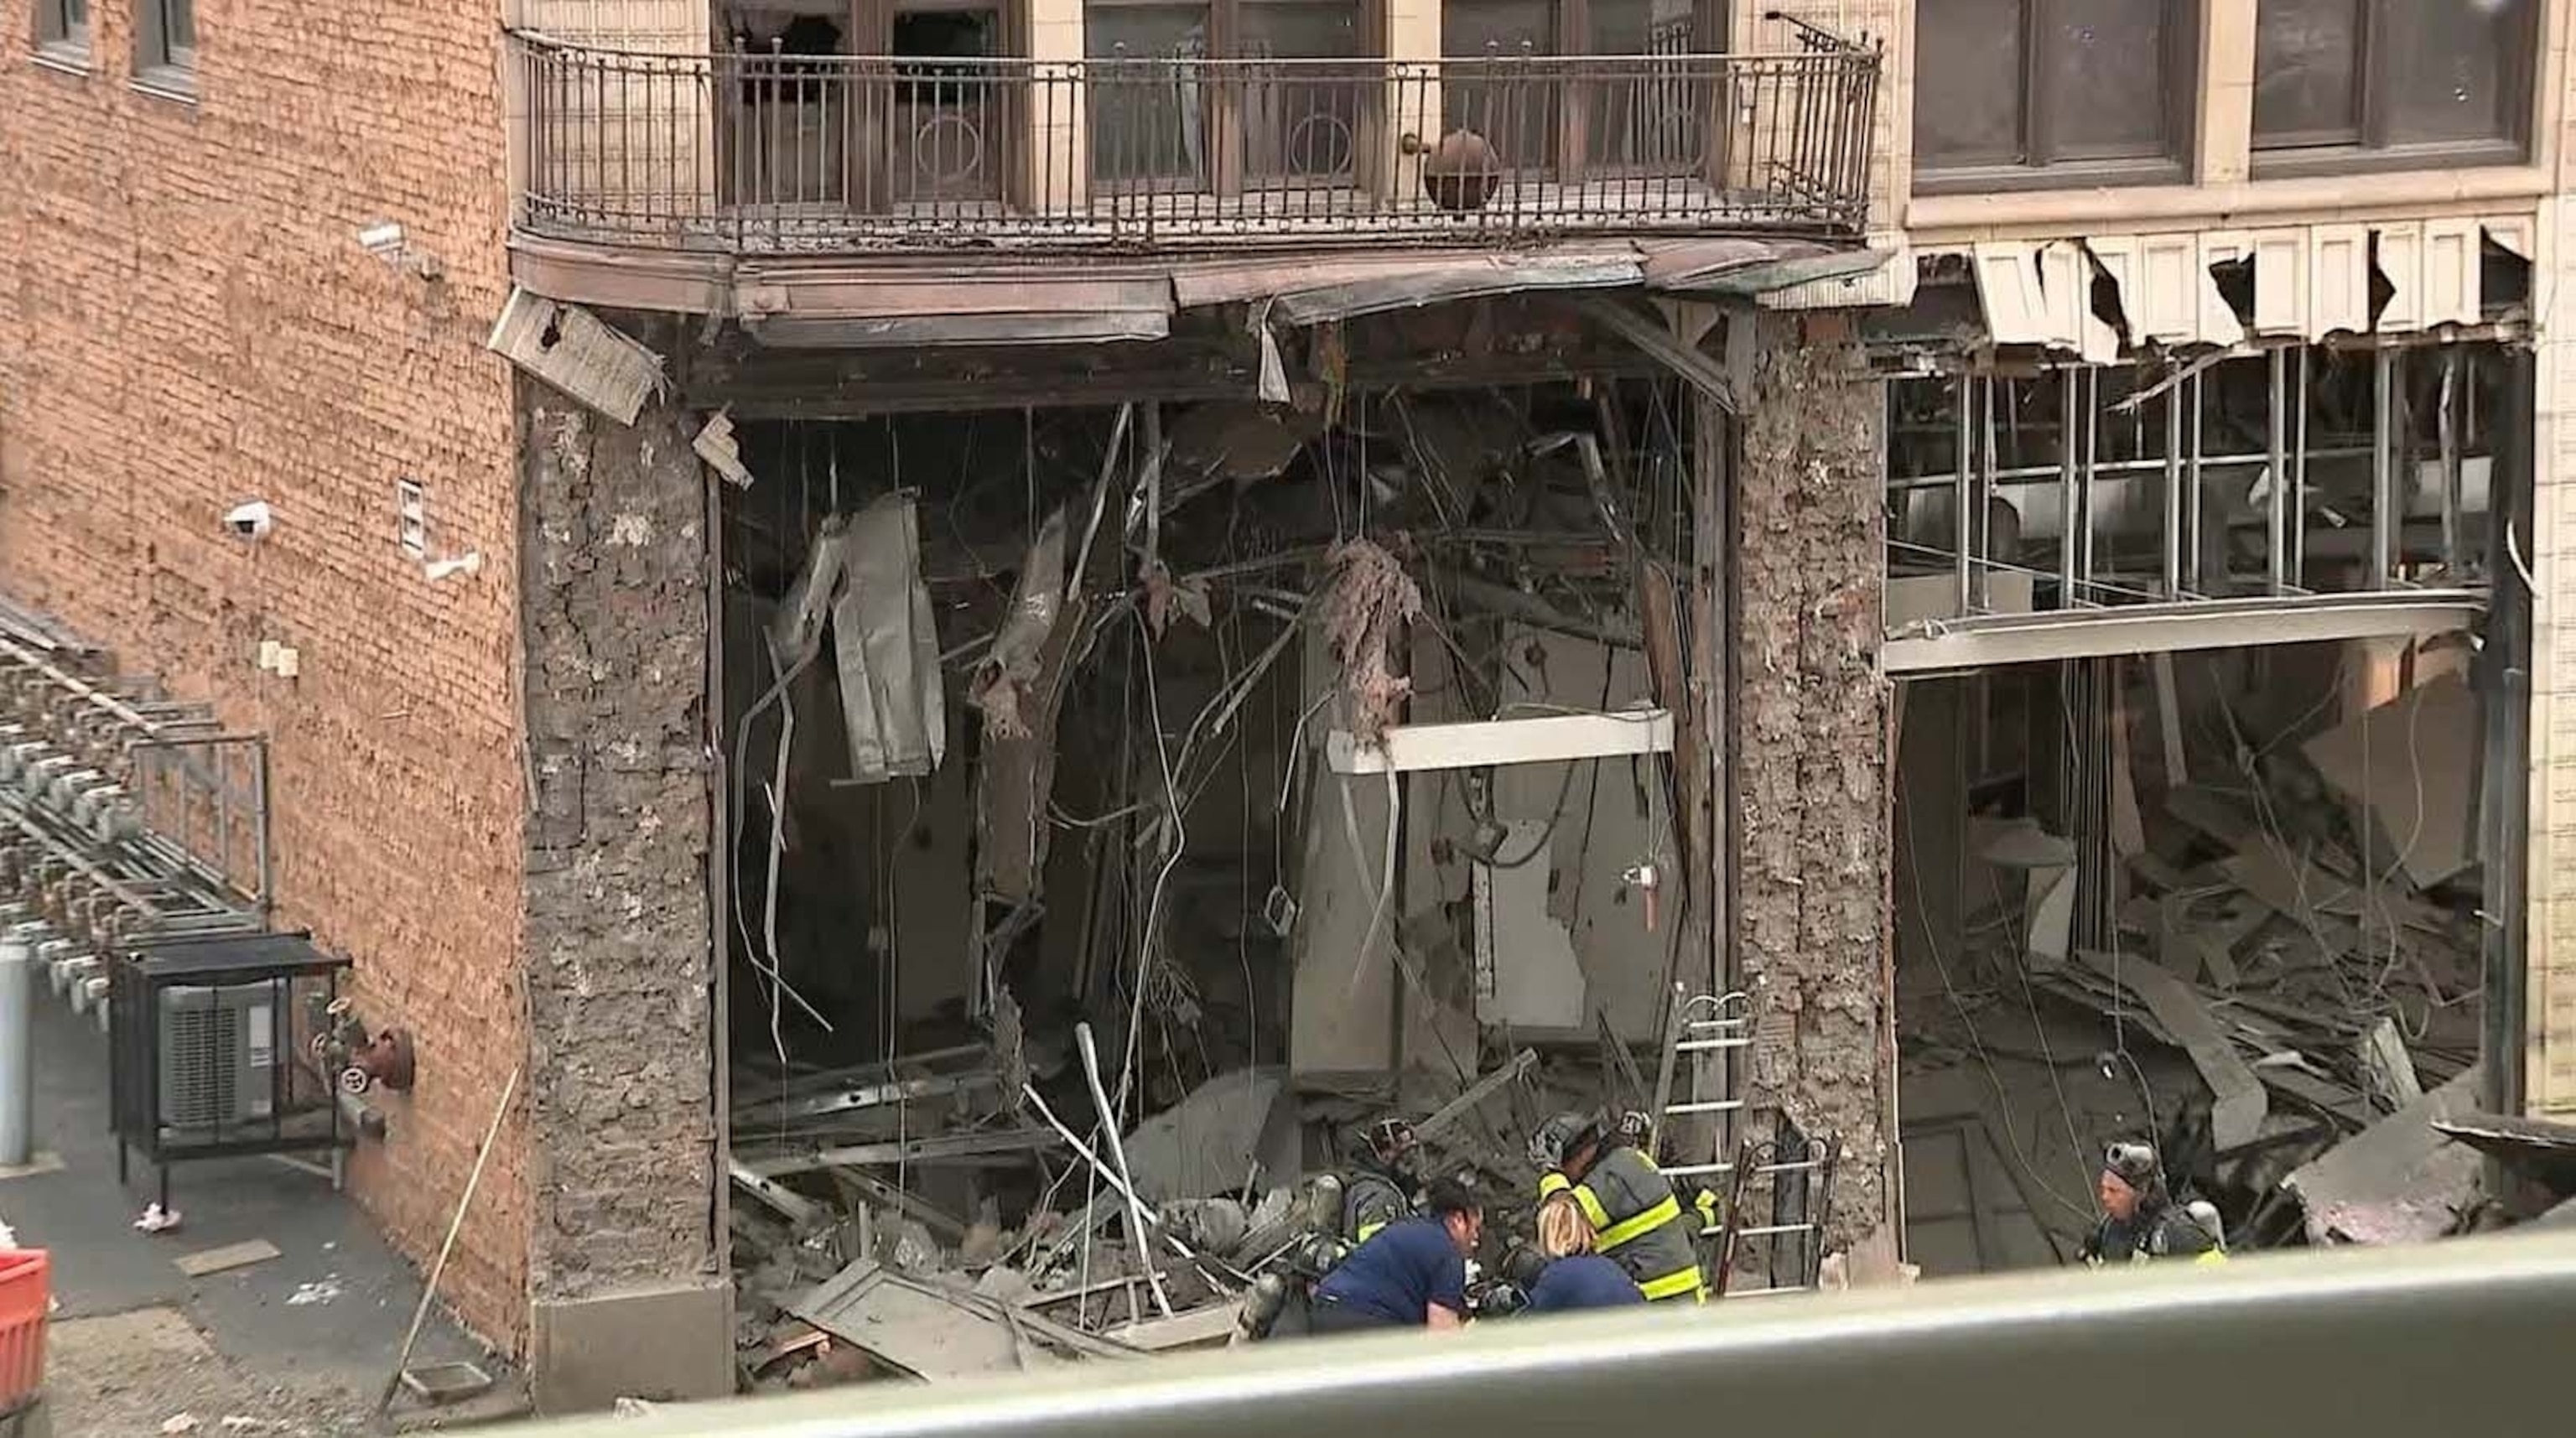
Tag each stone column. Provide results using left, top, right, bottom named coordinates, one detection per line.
left=1728, top=311, right=1897, bottom=1260
left=518, top=382, right=730, bottom=1410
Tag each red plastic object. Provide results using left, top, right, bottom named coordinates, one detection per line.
left=0, top=1250, right=49, bottom=1412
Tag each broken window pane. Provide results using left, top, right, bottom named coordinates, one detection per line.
left=2382, top=0, right=2526, bottom=147
left=2038, top=0, right=2172, bottom=161
left=2253, top=0, right=2363, bottom=147
left=1913, top=0, right=2026, bottom=169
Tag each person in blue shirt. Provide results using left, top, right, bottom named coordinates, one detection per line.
left=1524, top=1193, right=1645, bottom=1313
left=1309, top=1176, right=1484, bottom=1333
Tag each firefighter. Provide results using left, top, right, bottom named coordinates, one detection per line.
left=2080, top=1140, right=2227, bottom=1267
left=1240, top=1117, right=1426, bottom=1342
left=1308, top=1176, right=1485, bottom=1333
left=1529, top=1110, right=1706, bottom=1303
left=1342, top=1117, right=1422, bottom=1244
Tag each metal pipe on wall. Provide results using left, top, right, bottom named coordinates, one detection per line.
left=2080, top=368, right=2099, bottom=601
left=0, top=935, right=27, bottom=1166
left=2372, top=348, right=2398, bottom=589
left=2163, top=384, right=2184, bottom=598
left=1976, top=375, right=1997, bottom=612
left=2185, top=375, right=2205, bottom=595
left=1952, top=375, right=1972, bottom=616
left=2058, top=369, right=2080, bottom=604
left=2293, top=346, right=2312, bottom=589
left=2267, top=347, right=2288, bottom=595
left=2440, top=349, right=2465, bottom=575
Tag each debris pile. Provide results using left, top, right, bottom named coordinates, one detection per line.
left=1898, top=652, right=2499, bottom=1267
left=726, top=1049, right=1573, bottom=1389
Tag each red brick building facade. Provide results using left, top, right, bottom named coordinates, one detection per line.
left=0, top=0, right=533, bottom=1344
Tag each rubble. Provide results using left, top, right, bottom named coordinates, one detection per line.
left=1898, top=646, right=2505, bottom=1273
left=711, top=376, right=1877, bottom=1389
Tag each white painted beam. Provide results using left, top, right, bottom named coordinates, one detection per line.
left=1327, top=709, right=1674, bottom=775
left=1884, top=592, right=2482, bottom=675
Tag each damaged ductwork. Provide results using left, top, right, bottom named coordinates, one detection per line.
left=771, top=496, right=946, bottom=784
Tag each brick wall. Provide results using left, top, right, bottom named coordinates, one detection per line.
left=0, top=1, right=532, bottom=1342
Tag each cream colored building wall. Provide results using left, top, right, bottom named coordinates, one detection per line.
left=2531, top=1, right=2576, bottom=1117
left=1877, top=0, right=2576, bottom=1114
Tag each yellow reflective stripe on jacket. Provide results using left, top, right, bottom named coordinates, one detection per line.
left=1638, top=1264, right=1705, bottom=1301
left=1356, top=1220, right=1387, bottom=1243
left=2192, top=1249, right=2229, bottom=1266
left=1537, top=1171, right=1572, bottom=1202
left=1595, top=1193, right=1680, bottom=1253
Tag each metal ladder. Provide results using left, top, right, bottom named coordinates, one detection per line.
left=1645, top=988, right=1752, bottom=1187
left=1711, top=1119, right=1839, bottom=1299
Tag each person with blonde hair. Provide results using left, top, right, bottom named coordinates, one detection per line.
left=1523, top=1194, right=1645, bottom=1313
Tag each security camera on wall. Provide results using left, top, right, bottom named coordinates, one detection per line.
left=223, top=501, right=273, bottom=541
left=356, top=220, right=443, bottom=280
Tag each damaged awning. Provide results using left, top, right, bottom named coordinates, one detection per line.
left=1934, top=215, right=2522, bottom=357
left=714, top=238, right=1883, bottom=348
left=736, top=273, right=1176, bottom=348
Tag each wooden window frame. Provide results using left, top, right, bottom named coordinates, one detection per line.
left=1084, top=0, right=1389, bottom=200
left=1912, top=0, right=2199, bottom=196
left=849, top=0, right=1028, bottom=211
left=2251, top=0, right=2539, bottom=179
left=133, top=0, right=197, bottom=99
left=33, top=0, right=90, bottom=68
left=1441, top=0, right=1728, bottom=186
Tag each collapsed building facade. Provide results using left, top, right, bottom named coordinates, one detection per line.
left=2, top=0, right=2574, bottom=1415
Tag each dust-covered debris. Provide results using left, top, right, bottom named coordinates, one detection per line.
left=1322, top=537, right=1422, bottom=742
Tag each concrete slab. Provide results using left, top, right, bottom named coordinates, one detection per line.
left=530, top=1281, right=733, bottom=1415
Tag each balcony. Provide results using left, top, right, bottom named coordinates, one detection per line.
left=505, top=27, right=1878, bottom=256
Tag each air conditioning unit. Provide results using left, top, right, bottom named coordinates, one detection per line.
left=156, top=984, right=278, bottom=1131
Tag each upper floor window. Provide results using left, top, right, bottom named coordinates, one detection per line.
left=1086, top=0, right=1369, bottom=193
left=34, top=0, right=89, bottom=60
left=135, top=0, right=195, bottom=90
left=1913, top=0, right=2195, bottom=192
left=2253, top=0, right=2535, bottom=167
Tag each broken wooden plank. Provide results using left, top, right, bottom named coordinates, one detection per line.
left=485, top=288, right=662, bottom=425
left=1417, top=1047, right=1540, bottom=1143
left=174, top=1239, right=279, bottom=1278
left=2075, top=950, right=2267, bottom=1151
